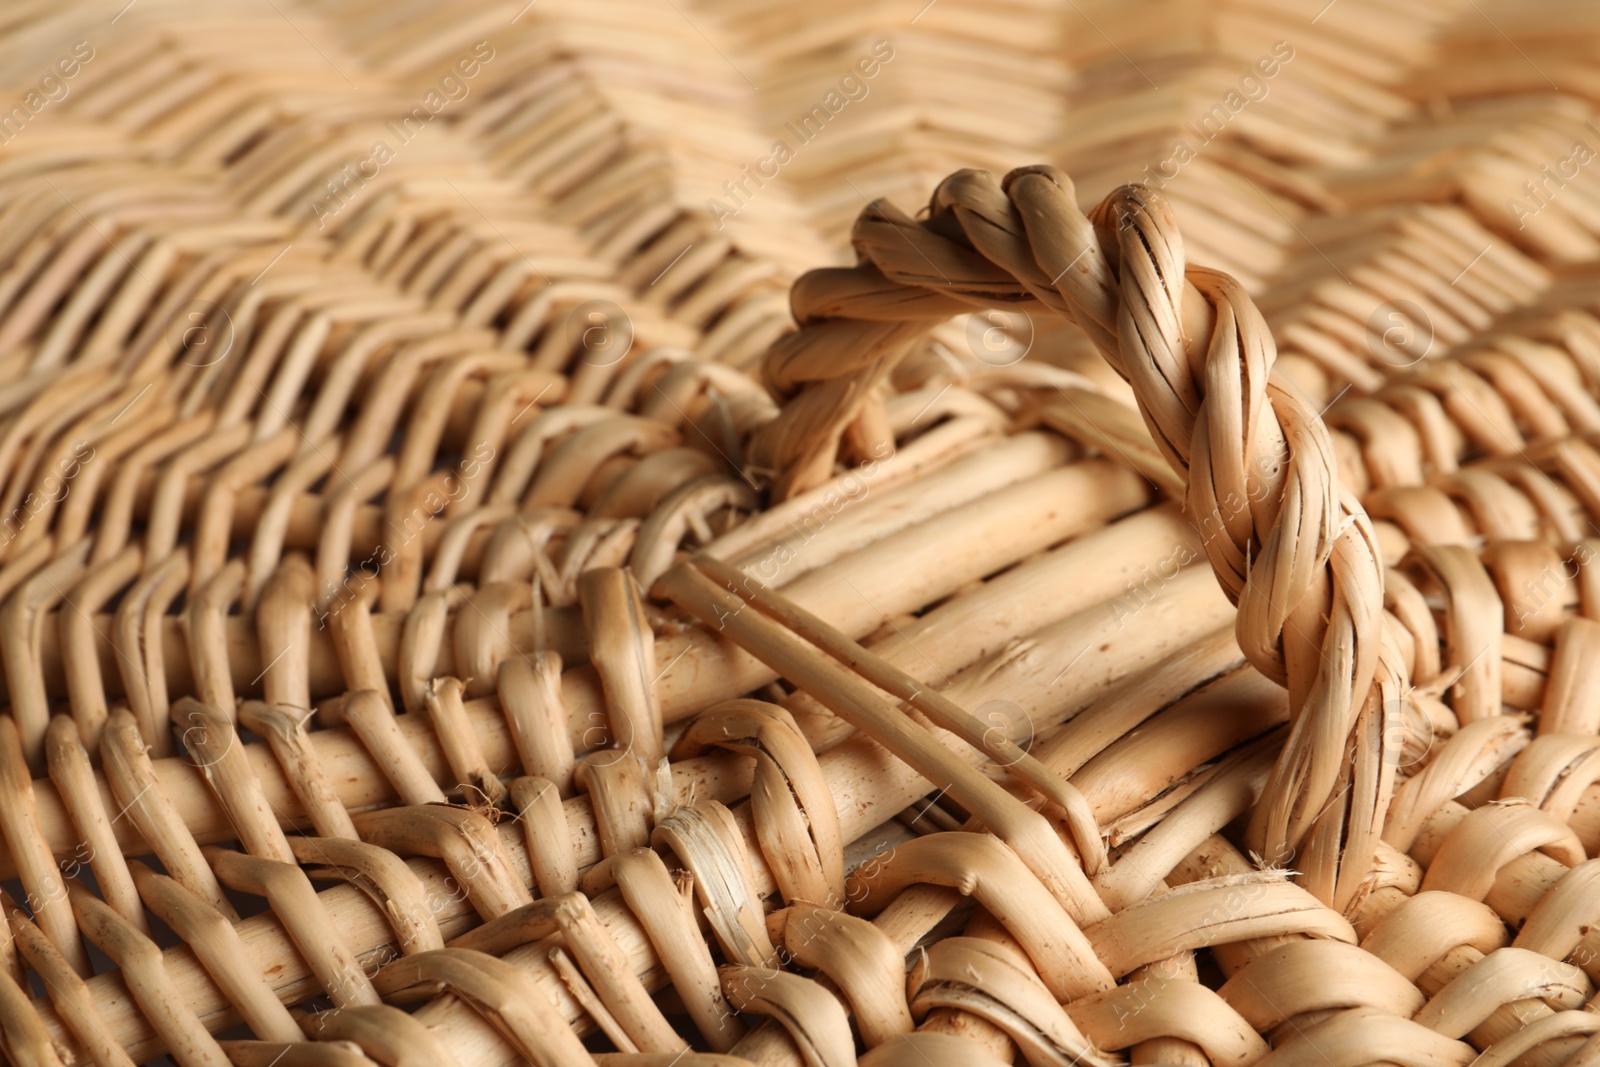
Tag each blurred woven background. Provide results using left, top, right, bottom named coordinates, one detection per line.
left=5, top=0, right=1595, bottom=403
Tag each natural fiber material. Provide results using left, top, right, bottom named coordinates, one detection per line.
left=750, top=166, right=1394, bottom=909
left=2, top=1, right=1600, bottom=1066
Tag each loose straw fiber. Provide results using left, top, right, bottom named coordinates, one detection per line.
left=1, top=1, right=1600, bottom=1066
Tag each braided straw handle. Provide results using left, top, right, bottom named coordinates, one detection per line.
left=750, top=166, right=1396, bottom=896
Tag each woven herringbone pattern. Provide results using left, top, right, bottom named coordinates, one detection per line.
left=0, top=2, right=1599, bottom=1066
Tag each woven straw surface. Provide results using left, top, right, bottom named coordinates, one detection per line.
left=1, top=1, right=1600, bottom=1065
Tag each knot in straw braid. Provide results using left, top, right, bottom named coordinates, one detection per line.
left=750, top=165, right=1397, bottom=886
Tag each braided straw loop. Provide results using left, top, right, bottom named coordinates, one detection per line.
left=753, top=165, right=1393, bottom=885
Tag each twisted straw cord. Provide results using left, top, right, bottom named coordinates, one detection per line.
left=750, top=165, right=1394, bottom=877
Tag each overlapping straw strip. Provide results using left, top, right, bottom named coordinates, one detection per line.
left=3, top=1, right=1600, bottom=1064
left=751, top=165, right=1395, bottom=903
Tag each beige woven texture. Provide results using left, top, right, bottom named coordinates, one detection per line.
left=0, top=0, right=1598, bottom=1064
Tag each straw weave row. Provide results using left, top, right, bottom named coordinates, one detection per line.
left=0, top=1, right=1598, bottom=1065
